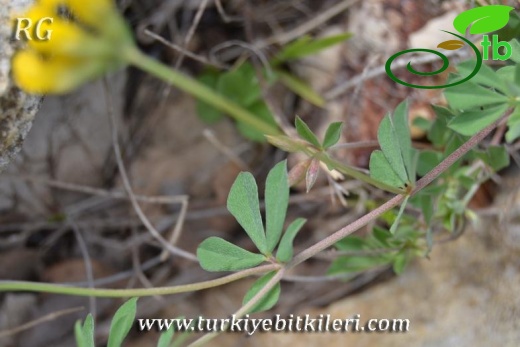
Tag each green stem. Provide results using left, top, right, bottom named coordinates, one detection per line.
left=125, top=46, right=403, bottom=194
left=123, top=47, right=281, bottom=137
left=188, top=269, right=286, bottom=347
left=267, top=135, right=404, bottom=194
left=0, top=264, right=278, bottom=298
left=310, top=150, right=405, bottom=194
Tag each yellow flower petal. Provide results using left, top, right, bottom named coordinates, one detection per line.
left=39, top=0, right=115, bottom=27
left=12, top=50, right=104, bottom=94
left=28, top=19, right=112, bottom=57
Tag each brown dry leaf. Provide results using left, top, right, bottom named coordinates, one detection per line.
left=305, top=158, right=320, bottom=193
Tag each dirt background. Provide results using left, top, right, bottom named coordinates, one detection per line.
left=0, top=0, right=519, bottom=346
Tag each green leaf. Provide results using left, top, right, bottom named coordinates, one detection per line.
left=277, top=71, right=325, bottom=107
left=393, top=101, right=415, bottom=181
left=217, top=63, right=261, bottom=107
left=369, top=150, right=406, bottom=188
left=378, top=115, right=408, bottom=183
left=453, top=5, right=514, bottom=35
left=417, top=150, right=443, bottom=176
left=509, top=39, right=520, bottom=63
left=515, top=63, right=520, bottom=86
left=377, top=101, right=415, bottom=185
left=506, top=107, right=520, bottom=143
left=392, top=251, right=409, bottom=275
left=335, top=236, right=366, bottom=251
left=328, top=255, right=389, bottom=275
left=196, top=72, right=224, bottom=123
left=369, top=101, right=417, bottom=189
left=265, top=160, right=289, bottom=252
left=372, top=227, right=393, bottom=247
left=429, top=106, right=455, bottom=147
left=390, top=196, right=410, bottom=234
left=107, top=298, right=138, bottom=347
left=444, top=81, right=509, bottom=111
left=412, top=116, right=432, bottom=132
left=419, top=194, right=434, bottom=224
left=276, top=218, right=306, bottom=263
left=322, top=122, right=343, bottom=149
left=496, top=11, right=520, bottom=41
left=448, top=103, right=509, bottom=136
left=236, top=101, right=277, bottom=142
left=274, top=33, right=352, bottom=63
left=197, top=237, right=266, bottom=272
left=242, top=272, right=281, bottom=313
left=475, top=146, right=510, bottom=171
left=455, top=61, right=508, bottom=93
left=157, top=324, right=176, bottom=347
left=75, top=314, right=95, bottom=347
left=227, top=172, right=267, bottom=253
left=295, top=116, right=322, bottom=148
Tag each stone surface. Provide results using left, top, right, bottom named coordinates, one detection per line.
left=0, top=0, right=41, bottom=171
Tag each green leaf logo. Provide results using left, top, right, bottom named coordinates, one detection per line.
left=453, top=5, right=514, bottom=35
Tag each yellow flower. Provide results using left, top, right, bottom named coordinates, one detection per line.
left=12, top=0, right=134, bottom=94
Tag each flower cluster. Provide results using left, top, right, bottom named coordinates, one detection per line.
left=12, top=0, right=134, bottom=94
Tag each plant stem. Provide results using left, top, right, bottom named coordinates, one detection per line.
left=0, top=264, right=278, bottom=297
left=123, top=47, right=281, bottom=137
left=289, top=110, right=512, bottom=267
left=266, top=135, right=404, bottom=194
left=188, top=269, right=286, bottom=347
left=309, top=149, right=404, bottom=194
left=126, top=46, right=405, bottom=194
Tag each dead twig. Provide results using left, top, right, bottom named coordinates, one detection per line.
left=102, top=78, right=197, bottom=262
left=0, top=307, right=84, bottom=338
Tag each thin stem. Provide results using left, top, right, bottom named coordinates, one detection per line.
left=266, top=135, right=404, bottom=194
left=123, top=47, right=281, bottom=137
left=188, top=269, right=286, bottom=347
left=0, top=264, right=278, bottom=297
left=289, top=110, right=512, bottom=267
left=125, top=45, right=404, bottom=194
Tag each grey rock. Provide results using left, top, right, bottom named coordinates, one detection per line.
left=0, top=0, right=41, bottom=171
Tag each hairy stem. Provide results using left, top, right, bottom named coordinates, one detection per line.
left=289, top=110, right=512, bottom=267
